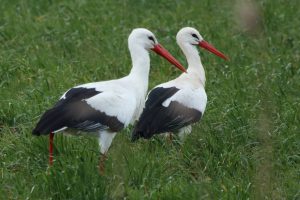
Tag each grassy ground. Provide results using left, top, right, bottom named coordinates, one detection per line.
left=1, top=0, right=299, bottom=199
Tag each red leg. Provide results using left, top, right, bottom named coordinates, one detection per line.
left=49, top=132, right=54, bottom=166
left=166, top=132, right=173, bottom=143
left=99, top=153, right=107, bottom=175
left=169, top=133, right=173, bottom=142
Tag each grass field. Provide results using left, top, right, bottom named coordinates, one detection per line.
left=1, top=0, right=299, bottom=199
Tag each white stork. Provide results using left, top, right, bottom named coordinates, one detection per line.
left=132, top=27, right=228, bottom=141
left=32, top=28, right=186, bottom=173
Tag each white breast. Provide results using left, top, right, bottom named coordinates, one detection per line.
left=159, top=74, right=207, bottom=114
left=74, top=78, right=139, bottom=127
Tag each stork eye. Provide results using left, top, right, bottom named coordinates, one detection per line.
left=191, top=33, right=199, bottom=39
left=148, top=36, right=155, bottom=42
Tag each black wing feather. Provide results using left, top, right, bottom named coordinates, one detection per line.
left=132, top=87, right=202, bottom=141
left=32, top=87, right=124, bottom=135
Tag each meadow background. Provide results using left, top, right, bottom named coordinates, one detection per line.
left=0, top=0, right=299, bottom=199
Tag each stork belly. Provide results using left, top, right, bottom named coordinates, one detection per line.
left=162, top=88, right=207, bottom=114
left=61, top=128, right=101, bottom=137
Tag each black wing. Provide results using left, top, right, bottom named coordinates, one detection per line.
left=132, top=87, right=202, bottom=141
left=32, top=87, right=124, bottom=135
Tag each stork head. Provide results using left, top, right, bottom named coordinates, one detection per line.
left=176, top=27, right=228, bottom=60
left=128, top=28, right=159, bottom=50
left=128, top=28, right=186, bottom=73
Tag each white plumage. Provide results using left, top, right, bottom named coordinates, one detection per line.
left=132, top=27, right=228, bottom=141
left=32, top=28, right=186, bottom=172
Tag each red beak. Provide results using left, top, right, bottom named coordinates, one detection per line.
left=151, top=44, right=187, bottom=73
left=199, top=40, right=229, bottom=60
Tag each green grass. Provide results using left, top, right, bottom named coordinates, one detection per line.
left=1, top=0, right=299, bottom=199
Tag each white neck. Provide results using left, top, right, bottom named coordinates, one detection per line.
left=179, top=42, right=206, bottom=86
left=128, top=45, right=150, bottom=93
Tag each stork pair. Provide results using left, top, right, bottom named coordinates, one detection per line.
left=33, top=27, right=228, bottom=173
